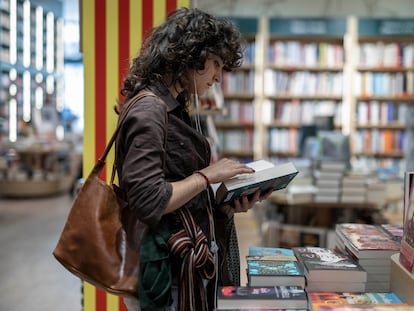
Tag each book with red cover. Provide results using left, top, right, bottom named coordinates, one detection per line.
left=335, top=223, right=400, bottom=259
left=217, top=286, right=308, bottom=310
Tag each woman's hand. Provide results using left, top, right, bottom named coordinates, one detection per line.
left=198, top=158, right=255, bottom=185
left=233, top=188, right=273, bottom=213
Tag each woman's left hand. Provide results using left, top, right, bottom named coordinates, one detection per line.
left=233, top=189, right=273, bottom=213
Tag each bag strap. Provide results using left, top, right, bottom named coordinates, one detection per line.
left=99, top=91, right=154, bottom=163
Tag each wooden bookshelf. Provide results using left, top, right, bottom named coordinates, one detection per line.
left=212, top=16, right=414, bottom=172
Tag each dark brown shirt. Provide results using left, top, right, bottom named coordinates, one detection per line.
left=116, top=82, right=213, bottom=236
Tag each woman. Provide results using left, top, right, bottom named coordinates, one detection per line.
left=116, top=7, right=271, bottom=311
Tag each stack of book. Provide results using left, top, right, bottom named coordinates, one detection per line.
left=292, top=246, right=367, bottom=292
left=313, top=161, right=346, bottom=203
left=340, top=172, right=368, bottom=203
left=308, top=291, right=407, bottom=311
left=246, top=246, right=306, bottom=288
left=335, top=223, right=401, bottom=292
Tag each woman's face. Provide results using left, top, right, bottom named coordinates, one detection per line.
left=192, top=54, right=224, bottom=96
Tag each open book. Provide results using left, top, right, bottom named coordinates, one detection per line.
left=214, top=160, right=299, bottom=205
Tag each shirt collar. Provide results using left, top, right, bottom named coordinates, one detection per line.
left=148, top=82, right=182, bottom=113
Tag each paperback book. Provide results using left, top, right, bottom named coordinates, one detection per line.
left=315, top=305, right=413, bottom=311
left=215, top=160, right=299, bottom=205
left=308, top=291, right=404, bottom=311
left=246, top=257, right=306, bottom=287
left=217, top=286, right=308, bottom=310
left=335, top=223, right=400, bottom=259
left=292, top=246, right=367, bottom=283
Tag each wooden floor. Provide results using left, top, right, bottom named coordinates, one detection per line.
left=0, top=193, right=263, bottom=311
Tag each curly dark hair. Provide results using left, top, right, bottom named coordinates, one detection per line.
left=120, top=7, right=244, bottom=101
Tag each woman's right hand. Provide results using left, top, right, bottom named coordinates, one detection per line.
left=198, top=158, right=254, bottom=184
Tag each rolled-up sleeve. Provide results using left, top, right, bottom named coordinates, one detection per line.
left=117, top=97, right=172, bottom=228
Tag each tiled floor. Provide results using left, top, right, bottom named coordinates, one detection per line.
left=0, top=193, right=263, bottom=311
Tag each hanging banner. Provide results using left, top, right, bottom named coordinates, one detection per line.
left=81, top=0, right=189, bottom=310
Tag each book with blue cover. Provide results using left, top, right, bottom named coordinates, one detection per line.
left=246, top=255, right=306, bottom=287
left=248, top=246, right=296, bottom=259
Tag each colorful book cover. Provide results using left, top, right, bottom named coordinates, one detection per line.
left=247, top=259, right=304, bottom=277
left=246, top=258, right=306, bottom=287
left=336, top=223, right=400, bottom=258
left=316, top=305, right=412, bottom=311
left=309, top=292, right=403, bottom=305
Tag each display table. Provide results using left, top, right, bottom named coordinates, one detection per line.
left=390, top=253, right=414, bottom=304
left=0, top=142, right=81, bottom=198
left=267, top=196, right=381, bottom=227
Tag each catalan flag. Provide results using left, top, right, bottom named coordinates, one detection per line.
left=81, top=0, right=190, bottom=310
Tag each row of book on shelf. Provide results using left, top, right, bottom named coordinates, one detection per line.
left=215, top=220, right=414, bottom=310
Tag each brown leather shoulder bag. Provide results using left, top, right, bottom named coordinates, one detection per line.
left=53, top=91, right=158, bottom=298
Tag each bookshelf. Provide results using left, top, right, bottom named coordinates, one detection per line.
left=263, top=17, right=346, bottom=160
left=351, top=18, right=414, bottom=171
left=213, top=16, right=414, bottom=173
left=214, top=17, right=259, bottom=162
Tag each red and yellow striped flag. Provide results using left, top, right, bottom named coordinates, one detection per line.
left=81, top=0, right=190, bottom=310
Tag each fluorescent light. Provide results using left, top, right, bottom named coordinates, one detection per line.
left=9, top=98, right=17, bottom=142
left=9, top=0, right=16, bottom=64
left=9, top=68, right=17, bottom=81
left=46, top=75, right=54, bottom=94
left=23, top=0, right=31, bottom=67
left=56, top=18, right=64, bottom=73
left=35, top=86, right=43, bottom=109
left=23, top=71, right=31, bottom=121
left=36, top=6, right=44, bottom=70
left=46, top=12, right=55, bottom=73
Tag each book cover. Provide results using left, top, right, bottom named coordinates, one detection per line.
left=292, top=246, right=367, bottom=282
left=315, top=305, right=413, bottom=311
left=309, top=291, right=404, bottom=311
left=248, top=246, right=296, bottom=259
left=246, top=258, right=306, bottom=287
left=380, top=223, right=404, bottom=243
left=215, top=160, right=299, bottom=205
left=217, top=286, right=308, bottom=310
left=335, top=223, right=400, bottom=259
left=399, top=171, right=414, bottom=273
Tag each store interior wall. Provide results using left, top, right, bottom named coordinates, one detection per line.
left=37, top=0, right=414, bottom=135
left=195, top=0, right=414, bottom=17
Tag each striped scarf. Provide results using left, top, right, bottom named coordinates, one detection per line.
left=168, top=207, right=216, bottom=311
